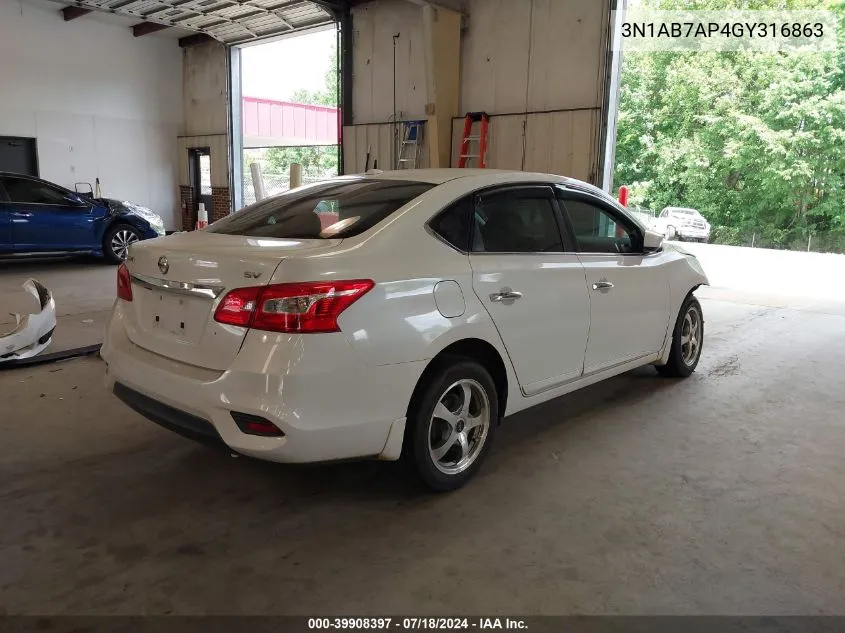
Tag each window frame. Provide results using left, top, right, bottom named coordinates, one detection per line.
left=425, top=196, right=474, bottom=253
left=426, top=183, right=575, bottom=255
left=0, top=175, right=84, bottom=208
left=208, top=178, right=435, bottom=240
left=555, top=187, right=645, bottom=256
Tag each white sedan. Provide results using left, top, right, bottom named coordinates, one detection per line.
left=102, top=169, right=708, bottom=491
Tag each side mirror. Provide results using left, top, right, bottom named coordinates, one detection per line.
left=643, top=229, right=664, bottom=251
left=74, top=182, right=94, bottom=196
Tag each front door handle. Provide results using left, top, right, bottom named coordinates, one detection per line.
left=592, top=281, right=614, bottom=292
left=490, top=290, right=523, bottom=303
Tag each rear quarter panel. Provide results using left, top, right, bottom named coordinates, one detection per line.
left=273, top=223, right=511, bottom=368
left=267, top=183, right=521, bottom=406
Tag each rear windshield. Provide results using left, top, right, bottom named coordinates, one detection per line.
left=207, top=179, right=435, bottom=239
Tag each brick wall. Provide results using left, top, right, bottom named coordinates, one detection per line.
left=211, top=187, right=231, bottom=222
left=179, top=185, right=194, bottom=231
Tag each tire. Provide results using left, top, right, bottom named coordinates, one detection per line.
left=666, top=225, right=677, bottom=240
left=103, top=223, right=141, bottom=264
left=656, top=295, right=704, bottom=378
left=401, top=358, right=499, bottom=492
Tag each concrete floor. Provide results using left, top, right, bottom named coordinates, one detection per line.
left=2, top=288, right=845, bottom=615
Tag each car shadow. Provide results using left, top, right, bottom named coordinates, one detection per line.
left=13, top=364, right=680, bottom=519
left=0, top=255, right=102, bottom=271
left=2, top=364, right=689, bottom=615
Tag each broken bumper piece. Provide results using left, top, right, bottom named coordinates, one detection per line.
left=1, top=279, right=57, bottom=362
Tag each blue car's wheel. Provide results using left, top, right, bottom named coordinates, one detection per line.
left=104, top=223, right=141, bottom=264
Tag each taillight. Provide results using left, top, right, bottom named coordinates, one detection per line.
left=117, top=263, right=133, bottom=301
left=213, top=286, right=261, bottom=327
left=214, top=280, right=374, bottom=333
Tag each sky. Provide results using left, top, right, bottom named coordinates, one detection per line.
left=240, top=27, right=336, bottom=101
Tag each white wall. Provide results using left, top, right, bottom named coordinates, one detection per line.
left=351, top=0, right=428, bottom=125
left=350, top=0, right=609, bottom=122
left=0, top=1, right=184, bottom=229
left=345, top=0, right=611, bottom=183
left=183, top=42, right=229, bottom=138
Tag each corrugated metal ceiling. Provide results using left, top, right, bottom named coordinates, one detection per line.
left=52, top=0, right=338, bottom=44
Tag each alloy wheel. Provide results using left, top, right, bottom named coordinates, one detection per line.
left=680, top=304, right=702, bottom=367
left=111, top=230, right=139, bottom=261
left=428, top=379, right=491, bottom=475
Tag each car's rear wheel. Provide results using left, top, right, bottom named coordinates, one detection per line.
left=666, top=225, right=677, bottom=240
left=656, top=295, right=704, bottom=378
left=401, top=358, right=498, bottom=492
left=104, top=224, right=141, bottom=264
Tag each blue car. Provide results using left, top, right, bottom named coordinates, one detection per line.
left=0, top=172, right=165, bottom=263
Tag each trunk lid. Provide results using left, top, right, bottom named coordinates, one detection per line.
left=122, top=231, right=341, bottom=370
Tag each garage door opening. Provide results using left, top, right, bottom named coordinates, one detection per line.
left=611, top=0, right=845, bottom=254
left=233, top=27, right=340, bottom=209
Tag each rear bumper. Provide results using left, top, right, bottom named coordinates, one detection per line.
left=113, top=382, right=225, bottom=448
left=101, top=308, right=422, bottom=463
left=0, top=279, right=57, bottom=362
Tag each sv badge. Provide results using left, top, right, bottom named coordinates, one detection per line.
left=243, top=271, right=262, bottom=279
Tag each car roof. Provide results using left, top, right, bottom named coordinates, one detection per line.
left=345, top=168, right=570, bottom=185
left=336, top=168, right=643, bottom=230
left=341, top=168, right=615, bottom=201
left=0, top=172, right=48, bottom=183
left=0, top=171, right=39, bottom=176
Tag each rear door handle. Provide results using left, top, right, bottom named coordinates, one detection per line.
left=490, top=290, right=523, bottom=303
left=592, top=281, right=614, bottom=291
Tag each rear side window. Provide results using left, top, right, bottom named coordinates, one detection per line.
left=429, top=198, right=472, bottom=252
left=208, top=179, right=434, bottom=239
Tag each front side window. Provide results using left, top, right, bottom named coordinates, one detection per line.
left=561, top=197, right=640, bottom=254
left=472, top=189, right=564, bottom=253
left=208, top=179, right=434, bottom=239
left=1, top=177, right=71, bottom=205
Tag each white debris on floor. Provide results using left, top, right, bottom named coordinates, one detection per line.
left=0, top=279, right=57, bottom=362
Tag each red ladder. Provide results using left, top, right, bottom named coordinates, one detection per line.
left=457, top=112, right=490, bottom=168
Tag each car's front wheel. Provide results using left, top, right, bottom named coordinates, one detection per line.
left=103, top=224, right=141, bottom=264
left=656, top=295, right=704, bottom=378
left=401, top=358, right=498, bottom=492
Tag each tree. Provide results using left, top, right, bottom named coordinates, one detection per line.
left=288, top=44, right=338, bottom=107
left=263, top=42, right=339, bottom=177
left=614, top=0, right=845, bottom=251
left=266, top=145, right=338, bottom=176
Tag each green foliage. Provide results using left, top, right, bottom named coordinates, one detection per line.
left=614, top=0, right=845, bottom=251
left=266, top=145, right=338, bottom=175
left=250, top=42, right=339, bottom=178
left=288, top=43, right=338, bottom=107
